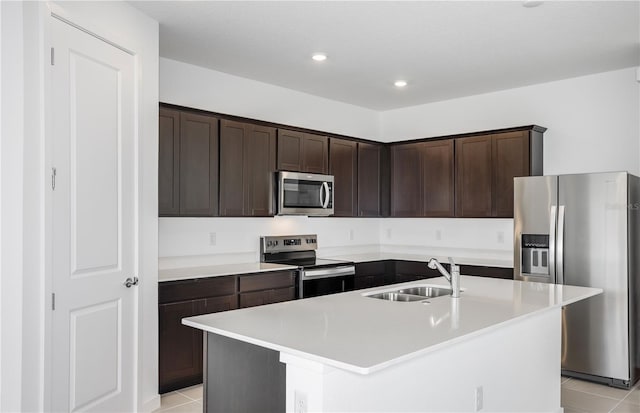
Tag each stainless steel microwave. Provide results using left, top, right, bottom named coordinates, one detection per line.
left=276, top=171, right=334, bottom=216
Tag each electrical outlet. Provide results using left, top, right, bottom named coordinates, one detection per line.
left=474, top=386, right=483, bottom=411
left=435, top=230, right=442, bottom=241
left=497, top=231, right=505, bottom=244
left=349, top=229, right=355, bottom=241
left=294, top=390, right=308, bottom=413
left=209, top=232, right=217, bottom=246
left=386, top=228, right=392, bottom=239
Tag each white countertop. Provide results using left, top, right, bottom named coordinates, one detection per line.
left=183, top=277, right=600, bottom=374
left=159, top=249, right=512, bottom=282
left=319, top=252, right=512, bottom=268
left=158, top=262, right=298, bottom=282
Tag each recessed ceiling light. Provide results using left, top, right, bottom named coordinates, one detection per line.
left=394, top=80, right=407, bottom=88
left=312, top=53, right=327, bottom=62
left=522, top=0, right=544, bottom=8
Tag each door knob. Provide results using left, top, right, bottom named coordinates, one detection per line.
left=123, top=277, right=139, bottom=288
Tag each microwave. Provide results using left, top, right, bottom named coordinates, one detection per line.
left=276, top=171, right=334, bottom=216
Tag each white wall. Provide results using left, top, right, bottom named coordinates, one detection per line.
left=160, top=67, right=639, bottom=266
left=160, top=58, right=381, bottom=140
left=380, top=67, right=640, bottom=176
left=159, top=217, right=381, bottom=268
left=374, top=68, right=640, bottom=263
left=159, top=65, right=639, bottom=266
left=1, top=3, right=25, bottom=411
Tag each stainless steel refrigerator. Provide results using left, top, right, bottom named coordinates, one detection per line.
left=514, top=172, right=640, bottom=389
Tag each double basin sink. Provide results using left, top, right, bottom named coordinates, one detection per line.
left=364, top=285, right=454, bottom=302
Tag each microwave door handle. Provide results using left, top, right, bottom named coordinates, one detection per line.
left=321, top=182, right=330, bottom=208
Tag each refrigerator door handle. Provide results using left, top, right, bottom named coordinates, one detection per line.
left=549, top=205, right=557, bottom=283
left=557, top=205, right=566, bottom=284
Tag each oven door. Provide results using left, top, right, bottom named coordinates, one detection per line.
left=278, top=171, right=334, bottom=216
left=299, top=265, right=355, bottom=298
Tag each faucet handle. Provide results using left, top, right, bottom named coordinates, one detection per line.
left=447, top=257, right=456, bottom=267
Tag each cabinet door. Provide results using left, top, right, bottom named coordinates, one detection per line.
left=219, top=119, right=246, bottom=216
left=246, top=125, right=276, bottom=216
left=391, top=144, right=422, bottom=217
left=329, top=138, right=357, bottom=216
left=358, top=143, right=382, bottom=217
left=179, top=112, right=219, bottom=216
left=421, top=140, right=455, bottom=217
left=277, top=129, right=303, bottom=172
left=455, top=135, right=492, bottom=217
left=158, top=294, right=237, bottom=393
left=158, top=299, right=204, bottom=393
left=158, top=108, right=180, bottom=216
left=302, top=133, right=328, bottom=173
left=492, top=131, right=529, bottom=218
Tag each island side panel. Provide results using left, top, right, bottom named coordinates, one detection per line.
left=205, top=332, right=285, bottom=413
left=282, top=308, right=562, bottom=412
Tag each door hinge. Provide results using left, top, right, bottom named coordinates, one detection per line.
left=50, top=47, right=54, bottom=66
left=52, top=293, right=56, bottom=310
left=51, top=167, right=56, bottom=190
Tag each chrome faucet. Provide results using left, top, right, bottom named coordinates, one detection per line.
left=427, top=257, right=461, bottom=298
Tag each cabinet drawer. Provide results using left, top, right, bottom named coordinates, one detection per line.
left=159, top=276, right=236, bottom=304
left=238, top=271, right=295, bottom=293
left=239, top=287, right=295, bottom=309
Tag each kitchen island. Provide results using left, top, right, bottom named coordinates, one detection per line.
left=184, top=276, right=600, bottom=412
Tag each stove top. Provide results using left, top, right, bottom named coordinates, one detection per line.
left=271, top=257, right=353, bottom=269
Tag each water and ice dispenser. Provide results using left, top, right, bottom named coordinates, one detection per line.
left=521, top=234, right=550, bottom=276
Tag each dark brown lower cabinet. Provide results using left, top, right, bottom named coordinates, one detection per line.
left=394, top=260, right=440, bottom=283
left=354, top=261, right=394, bottom=289
left=238, top=271, right=296, bottom=309
left=239, top=287, right=296, bottom=308
left=354, top=260, right=514, bottom=290
left=459, top=265, right=513, bottom=279
left=158, top=294, right=237, bottom=393
left=158, top=270, right=296, bottom=393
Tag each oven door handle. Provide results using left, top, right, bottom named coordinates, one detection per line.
left=302, top=265, right=355, bottom=279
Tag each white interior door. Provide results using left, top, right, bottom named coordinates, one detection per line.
left=50, top=15, right=137, bottom=412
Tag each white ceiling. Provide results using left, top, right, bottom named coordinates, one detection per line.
left=131, top=1, right=640, bottom=111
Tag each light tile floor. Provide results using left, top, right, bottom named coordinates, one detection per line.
left=154, top=384, right=203, bottom=412
left=561, top=376, right=640, bottom=413
left=156, top=377, right=640, bottom=412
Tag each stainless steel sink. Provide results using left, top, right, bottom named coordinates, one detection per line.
left=364, top=285, right=454, bottom=302
left=365, top=292, right=427, bottom=302
left=395, top=286, right=452, bottom=298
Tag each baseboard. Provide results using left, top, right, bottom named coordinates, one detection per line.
left=141, top=394, right=161, bottom=413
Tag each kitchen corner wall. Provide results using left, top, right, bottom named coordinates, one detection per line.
left=380, top=67, right=640, bottom=176
left=159, top=60, right=639, bottom=267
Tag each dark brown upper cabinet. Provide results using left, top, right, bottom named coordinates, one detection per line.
left=159, top=108, right=180, bottom=216
left=456, top=129, right=540, bottom=218
left=390, top=144, right=422, bottom=217
left=179, top=112, right=219, bottom=216
left=391, top=140, right=454, bottom=217
left=158, top=109, right=219, bottom=217
left=492, top=131, right=530, bottom=217
left=277, top=129, right=328, bottom=173
left=421, top=140, right=455, bottom=217
left=358, top=142, right=386, bottom=217
left=219, top=119, right=276, bottom=217
left=329, top=138, right=358, bottom=217
left=455, top=135, right=493, bottom=217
